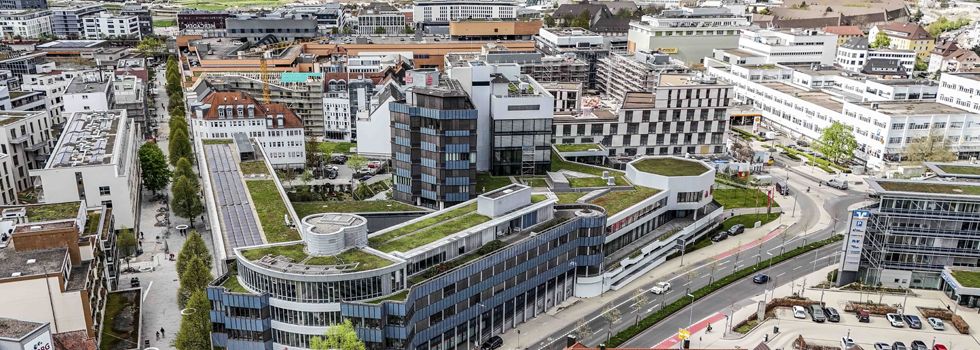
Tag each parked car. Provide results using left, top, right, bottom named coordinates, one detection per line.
left=482, top=336, right=503, bottom=350
left=793, top=305, right=807, bottom=319
left=903, top=314, right=922, bottom=329
left=329, top=154, right=348, bottom=164
left=824, top=307, right=840, bottom=322
left=910, top=341, right=927, bottom=350
left=841, top=337, right=856, bottom=350
left=711, top=231, right=728, bottom=242
left=892, top=342, right=907, bottom=350
left=933, top=343, right=948, bottom=350
left=886, top=313, right=905, bottom=327
left=874, top=343, right=893, bottom=350
left=649, top=282, right=671, bottom=294
left=857, top=309, right=870, bottom=322
left=927, top=317, right=945, bottom=330
left=825, top=178, right=849, bottom=190
left=752, top=274, right=770, bottom=284
left=775, top=180, right=790, bottom=196
left=359, top=175, right=373, bottom=182
left=728, top=224, right=746, bottom=236
left=809, top=304, right=826, bottom=322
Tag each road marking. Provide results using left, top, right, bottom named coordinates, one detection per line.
left=777, top=272, right=786, bottom=278
left=793, top=266, right=803, bottom=270
left=142, top=281, right=153, bottom=303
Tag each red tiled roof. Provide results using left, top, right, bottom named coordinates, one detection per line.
left=199, top=91, right=303, bottom=129
left=823, top=25, right=863, bottom=36
left=876, top=22, right=932, bottom=40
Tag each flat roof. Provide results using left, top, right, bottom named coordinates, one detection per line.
left=622, top=92, right=655, bottom=109
left=873, top=179, right=980, bottom=196
left=0, top=318, right=43, bottom=339
left=0, top=245, right=65, bottom=280
left=66, top=76, right=109, bottom=94
left=204, top=144, right=264, bottom=256
left=760, top=82, right=844, bottom=111
left=48, top=111, right=123, bottom=168
left=369, top=202, right=491, bottom=253
left=721, top=48, right=763, bottom=57
left=658, top=74, right=726, bottom=87
left=853, top=101, right=968, bottom=115
left=553, top=108, right=618, bottom=122
left=932, top=163, right=980, bottom=177
left=589, top=186, right=661, bottom=215
left=632, top=157, right=709, bottom=176
left=37, top=40, right=105, bottom=49
left=240, top=244, right=395, bottom=273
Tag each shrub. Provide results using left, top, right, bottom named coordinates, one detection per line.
left=826, top=269, right=838, bottom=283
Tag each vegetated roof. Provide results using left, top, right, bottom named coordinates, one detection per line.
left=554, top=143, right=603, bottom=152
left=936, top=164, right=980, bottom=176
left=950, top=270, right=980, bottom=288
left=369, top=202, right=491, bottom=253
left=632, top=157, right=708, bottom=176
left=589, top=186, right=661, bottom=215
left=26, top=201, right=81, bottom=222
left=876, top=180, right=980, bottom=196
left=240, top=243, right=394, bottom=272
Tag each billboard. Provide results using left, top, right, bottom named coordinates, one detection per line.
left=840, top=210, right=870, bottom=272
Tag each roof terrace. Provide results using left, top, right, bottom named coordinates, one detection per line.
left=240, top=243, right=395, bottom=273
left=632, top=157, right=709, bottom=176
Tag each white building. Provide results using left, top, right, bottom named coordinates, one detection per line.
left=22, top=69, right=99, bottom=128
left=82, top=13, right=141, bottom=40
left=412, top=0, right=518, bottom=23
left=835, top=37, right=916, bottom=74
left=0, top=10, right=51, bottom=40
left=627, top=7, right=752, bottom=64
left=713, top=28, right=838, bottom=66
left=597, top=50, right=686, bottom=103
left=540, top=81, right=582, bottom=112
left=63, top=72, right=112, bottom=114
left=937, top=72, right=980, bottom=114
left=352, top=3, right=405, bottom=34
left=33, top=110, right=140, bottom=230
left=189, top=89, right=306, bottom=169
left=355, top=81, right=403, bottom=159
left=0, top=111, right=52, bottom=193
left=928, top=41, right=980, bottom=74
left=323, top=93, right=352, bottom=141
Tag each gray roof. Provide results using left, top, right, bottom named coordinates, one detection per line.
left=0, top=245, right=66, bottom=280
left=204, top=144, right=264, bottom=256
left=842, top=36, right=868, bottom=50
left=0, top=318, right=44, bottom=340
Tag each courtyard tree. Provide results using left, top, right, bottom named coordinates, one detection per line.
left=870, top=31, right=891, bottom=49
left=138, top=142, right=171, bottom=194
left=818, top=121, right=857, bottom=165
left=169, top=128, right=192, bottom=166
left=171, top=175, right=204, bottom=227
left=174, top=290, right=211, bottom=350
left=904, top=131, right=957, bottom=163
left=310, top=319, right=366, bottom=350
left=177, top=231, right=211, bottom=277
left=136, top=37, right=165, bottom=57
left=177, top=256, right=212, bottom=308
left=347, top=154, right=368, bottom=174
left=117, top=228, right=137, bottom=258
left=544, top=15, right=556, bottom=27
left=174, top=157, right=199, bottom=188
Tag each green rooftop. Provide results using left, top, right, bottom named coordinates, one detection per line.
left=950, top=270, right=980, bottom=288
left=937, top=164, right=980, bottom=176
left=245, top=180, right=300, bottom=243
left=632, top=158, right=709, bottom=177
left=292, top=200, right=421, bottom=218
left=590, top=186, right=661, bottom=215
left=555, top=143, right=603, bottom=152
left=365, top=290, right=409, bottom=304
left=370, top=202, right=491, bottom=253
left=239, top=161, right=269, bottom=175
left=221, top=273, right=250, bottom=293
left=84, top=210, right=101, bottom=236
left=877, top=181, right=980, bottom=196
left=240, top=244, right=394, bottom=272
left=26, top=201, right=81, bottom=222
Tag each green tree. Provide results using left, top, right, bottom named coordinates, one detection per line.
left=137, top=37, right=165, bottom=57
left=926, top=16, right=971, bottom=37
left=818, top=122, right=858, bottom=165
left=139, top=143, right=171, bottom=194
left=117, top=228, right=137, bottom=257
left=331, top=27, right=339, bottom=35
left=403, top=25, right=415, bottom=34
left=310, top=320, right=366, bottom=350
left=169, top=128, right=192, bottom=166
left=177, top=256, right=212, bottom=308
left=870, top=31, right=891, bottom=49
left=174, top=157, right=197, bottom=183
left=759, top=7, right=771, bottom=15
left=903, top=131, right=957, bottom=163
left=543, top=15, right=556, bottom=27
left=171, top=175, right=204, bottom=227
left=176, top=231, right=211, bottom=278
left=374, top=26, right=386, bottom=34
left=572, top=10, right=591, bottom=29
left=347, top=154, right=368, bottom=173
left=914, top=57, right=928, bottom=71
left=342, top=27, right=354, bottom=35
left=174, top=290, right=211, bottom=350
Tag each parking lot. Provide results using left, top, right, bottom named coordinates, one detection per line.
left=768, top=306, right=968, bottom=350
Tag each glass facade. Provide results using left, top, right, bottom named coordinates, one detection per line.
left=237, top=265, right=395, bottom=303
left=490, top=118, right=553, bottom=176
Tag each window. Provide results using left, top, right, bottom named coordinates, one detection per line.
left=98, top=186, right=110, bottom=196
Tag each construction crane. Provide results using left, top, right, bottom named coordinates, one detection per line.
left=259, top=55, right=271, bottom=105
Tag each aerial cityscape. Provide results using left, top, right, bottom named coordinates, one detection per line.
left=0, top=0, right=977, bottom=349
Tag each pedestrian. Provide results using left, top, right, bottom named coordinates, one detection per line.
left=155, top=331, right=159, bottom=340
left=160, top=327, right=165, bottom=338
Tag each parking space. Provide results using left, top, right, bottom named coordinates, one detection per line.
left=769, top=307, right=967, bottom=350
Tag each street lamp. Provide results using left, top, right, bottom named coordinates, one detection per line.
left=687, top=291, right=696, bottom=327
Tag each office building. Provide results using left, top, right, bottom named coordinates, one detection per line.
left=928, top=40, right=980, bottom=73
left=554, top=74, right=732, bottom=157
left=413, top=0, right=518, bottom=24
left=869, top=22, right=934, bottom=61
left=119, top=3, right=152, bottom=37
left=226, top=13, right=318, bottom=42
left=390, top=69, right=478, bottom=209
left=353, top=2, right=405, bottom=35
left=541, top=82, right=582, bottom=113
left=536, top=27, right=610, bottom=89
left=449, top=20, right=541, bottom=41
left=82, top=13, right=141, bottom=40
left=835, top=37, right=916, bottom=74
left=444, top=45, right=589, bottom=85
left=50, top=3, right=104, bottom=39
left=627, top=7, right=751, bottom=65
left=33, top=110, right=140, bottom=230
left=275, top=3, right=342, bottom=32
left=597, top=51, right=686, bottom=103
left=713, top=28, right=838, bottom=67
left=177, top=10, right=231, bottom=32
left=0, top=9, right=51, bottom=40
left=355, top=81, right=404, bottom=158
left=0, top=0, right=45, bottom=10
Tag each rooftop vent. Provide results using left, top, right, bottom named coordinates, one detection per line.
left=26, top=259, right=35, bottom=264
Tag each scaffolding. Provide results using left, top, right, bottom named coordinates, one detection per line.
left=521, top=146, right=536, bottom=176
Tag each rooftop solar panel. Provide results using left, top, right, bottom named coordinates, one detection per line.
left=204, top=144, right=264, bottom=258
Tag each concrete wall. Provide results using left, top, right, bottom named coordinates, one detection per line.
left=0, top=276, right=88, bottom=334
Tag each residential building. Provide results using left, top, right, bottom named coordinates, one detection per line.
left=62, top=72, right=112, bottom=114
left=449, top=20, right=541, bottom=41
left=226, top=13, right=318, bottom=42
left=823, top=25, right=864, bottom=46
left=554, top=74, right=732, bottom=157
left=119, top=3, right=151, bottom=37
left=444, top=45, right=589, bottom=85
left=22, top=68, right=95, bottom=130
left=112, top=75, right=147, bottom=130
left=355, top=81, right=404, bottom=158
left=536, top=27, right=610, bottom=89
left=50, top=3, right=104, bottom=39
left=714, top=28, right=838, bottom=66
left=9, top=90, right=44, bottom=112
left=323, top=93, right=352, bottom=141
left=413, top=0, right=518, bottom=25
left=200, top=72, right=325, bottom=138
left=937, top=72, right=980, bottom=114
left=33, top=110, right=141, bottom=230
left=627, top=7, right=752, bottom=65
left=81, top=13, right=141, bottom=40
left=0, top=0, right=45, bottom=10
left=0, top=319, right=53, bottom=350
left=0, top=154, right=16, bottom=204
left=0, top=52, right=53, bottom=89
left=188, top=88, right=306, bottom=169
left=928, top=40, right=979, bottom=73
left=353, top=2, right=405, bottom=35
left=597, top=50, right=687, bottom=103
left=835, top=37, right=916, bottom=74
left=756, top=0, right=908, bottom=29
left=0, top=110, right=52, bottom=192
left=869, top=22, right=934, bottom=61
left=0, top=9, right=51, bottom=40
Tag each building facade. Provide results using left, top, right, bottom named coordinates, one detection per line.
left=627, top=7, right=751, bottom=65
left=119, top=4, right=152, bottom=37
left=50, top=4, right=104, bottom=39
left=597, top=51, right=686, bottom=103
left=0, top=9, right=51, bottom=40
left=0, top=0, right=45, bottom=10
left=869, top=22, right=934, bottom=61
left=226, top=14, right=318, bottom=42
left=412, top=0, right=518, bottom=24
left=201, top=72, right=325, bottom=138
left=836, top=37, right=916, bottom=74
left=81, top=13, right=141, bottom=39
left=535, top=28, right=610, bottom=90
left=0, top=110, right=52, bottom=192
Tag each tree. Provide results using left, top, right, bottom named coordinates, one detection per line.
left=347, top=154, right=368, bottom=173
left=174, top=157, right=198, bottom=188
left=543, top=15, right=556, bottom=27
left=602, top=306, right=621, bottom=342
left=171, top=175, right=204, bottom=226
left=403, top=25, right=415, bottom=34
left=374, top=26, right=386, bottom=34
left=138, top=143, right=171, bottom=194
left=169, top=128, right=192, bottom=166
left=176, top=231, right=211, bottom=277
left=575, top=320, right=592, bottom=340
left=870, top=31, right=891, bottom=49
left=572, top=10, right=591, bottom=29
left=759, top=7, right=771, bottom=15
left=926, top=16, right=971, bottom=37
left=818, top=122, right=858, bottom=165
left=117, top=228, right=137, bottom=258
left=174, top=290, right=211, bottom=350
left=342, top=27, right=354, bottom=35
left=177, top=256, right=212, bottom=308
left=136, top=37, right=165, bottom=57
left=309, top=320, right=366, bottom=350
left=330, top=27, right=339, bottom=35
left=301, top=170, right=314, bottom=186
left=904, top=131, right=957, bottom=163
left=914, top=57, right=928, bottom=71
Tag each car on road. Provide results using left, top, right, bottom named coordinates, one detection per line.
left=809, top=304, right=826, bottom=322
left=711, top=231, right=728, bottom=242
left=481, top=336, right=503, bottom=350
left=903, top=314, right=922, bottom=329
left=909, top=340, right=927, bottom=350
left=892, top=342, right=907, bottom=350
left=752, top=274, right=769, bottom=284
left=841, top=337, right=856, bottom=350
left=824, top=307, right=840, bottom=322
left=927, top=317, right=945, bottom=330
left=728, top=224, right=746, bottom=236
left=649, top=282, right=671, bottom=294
left=874, top=343, right=892, bottom=350
left=857, top=309, right=870, bottom=322
left=359, top=175, right=373, bottom=182
left=825, top=178, right=849, bottom=190
left=886, top=313, right=904, bottom=327
left=793, top=305, right=807, bottom=319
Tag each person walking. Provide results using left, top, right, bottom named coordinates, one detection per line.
left=160, top=328, right=165, bottom=338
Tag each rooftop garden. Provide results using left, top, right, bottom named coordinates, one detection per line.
left=569, top=177, right=613, bottom=188
left=531, top=194, right=548, bottom=203
left=370, top=203, right=491, bottom=253
left=26, top=201, right=80, bottom=222
left=950, top=270, right=980, bottom=288
left=521, top=177, right=549, bottom=188
left=365, top=290, right=409, bottom=304
left=632, top=158, right=708, bottom=177
left=201, top=139, right=232, bottom=145
left=937, top=164, right=980, bottom=176
left=408, top=240, right=507, bottom=285
left=292, top=200, right=421, bottom=218
left=556, top=192, right=587, bottom=204
left=589, top=187, right=661, bottom=215
left=84, top=210, right=101, bottom=236
left=221, top=274, right=249, bottom=293
left=241, top=243, right=308, bottom=262
left=239, top=161, right=269, bottom=175
left=245, top=180, right=300, bottom=243
left=877, top=181, right=980, bottom=196
left=555, top=143, right=603, bottom=152
left=713, top=188, right=779, bottom=209
left=551, top=153, right=628, bottom=185
left=241, top=243, right=393, bottom=272
left=175, top=0, right=288, bottom=11
left=476, top=173, right=513, bottom=193
left=99, top=290, right=140, bottom=350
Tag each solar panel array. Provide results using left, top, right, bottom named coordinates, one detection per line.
left=50, top=112, right=118, bottom=168
left=204, top=144, right=263, bottom=256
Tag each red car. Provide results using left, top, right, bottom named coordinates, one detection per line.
left=933, top=344, right=948, bottom=350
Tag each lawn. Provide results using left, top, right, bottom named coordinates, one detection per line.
left=27, top=202, right=80, bottom=222
left=175, top=0, right=287, bottom=10
left=937, top=165, right=980, bottom=176
left=951, top=270, right=980, bottom=288
left=221, top=274, right=249, bottom=293
left=292, top=200, right=420, bottom=218
left=245, top=180, right=300, bottom=243
left=554, top=143, right=602, bottom=152
left=152, top=19, right=176, bottom=27
left=316, top=141, right=354, bottom=155
left=531, top=194, right=547, bottom=203
left=99, top=290, right=140, bottom=350
left=569, top=177, right=611, bottom=188
left=84, top=210, right=101, bottom=236
left=713, top=188, right=779, bottom=209
left=589, top=187, right=661, bottom=215
left=734, top=319, right=759, bottom=334
left=476, top=173, right=512, bottom=193
left=632, top=158, right=708, bottom=176
left=719, top=213, right=780, bottom=231
left=522, top=178, right=549, bottom=187
left=556, top=192, right=587, bottom=204
left=551, top=153, right=628, bottom=185
left=877, top=181, right=980, bottom=196
left=373, top=212, right=492, bottom=253
left=240, top=243, right=307, bottom=262
left=777, top=146, right=847, bottom=174
left=239, top=161, right=268, bottom=175
left=307, top=249, right=393, bottom=271
left=366, top=290, right=409, bottom=304
left=202, top=139, right=232, bottom=145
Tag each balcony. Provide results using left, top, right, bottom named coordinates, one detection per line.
left=9, top=133, right=28, bottom=144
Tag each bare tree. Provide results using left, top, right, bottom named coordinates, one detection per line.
left=575, top=320, right=593, bottom=341
left=602, top=306, right=622, bottom=342
left=903, top=131, right=957, bottom=163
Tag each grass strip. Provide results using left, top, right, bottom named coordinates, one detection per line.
left=245, top=180, right=300, bottom=243
left=713, top=188, right=779, bottom=209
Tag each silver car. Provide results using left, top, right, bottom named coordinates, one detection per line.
left=886, top=313, right=904, bottom=327
left=927, top=317, right=945, bottom=330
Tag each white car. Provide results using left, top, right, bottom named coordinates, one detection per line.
left=793, top=305, right=807, bottom=319
left=886, top=313, right=905, bottom=327
left=928, top=317, right=945, bottom=330
left=649, top=282, right=671, bottom=294
left=841, top=337, right=856, bottom=350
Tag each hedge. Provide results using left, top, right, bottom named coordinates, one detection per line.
left=606, top=234, right=844, bottom=347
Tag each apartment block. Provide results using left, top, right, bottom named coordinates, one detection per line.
left=413, top=0, right=518, bottom=24
left=535, top=28, right=609, bottom=90
left=0, top=110, right=52, bottom=192
left=201, top=72, right=325, bottom=138
left=836, top=37, right=916, bottom=74
left=869, top=22, right=935, bottom=61
left=627, top=7, right=751, bottom=65
left=0, top=9, right=51, bottom=40
left=82, top=12, right=141, bottom=40
left=50, top=3, right=104, bottom=39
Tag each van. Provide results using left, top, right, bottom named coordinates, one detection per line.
left=825, top=178, right=848, bottom=190
left=775, top=180, right=790, bottom=195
